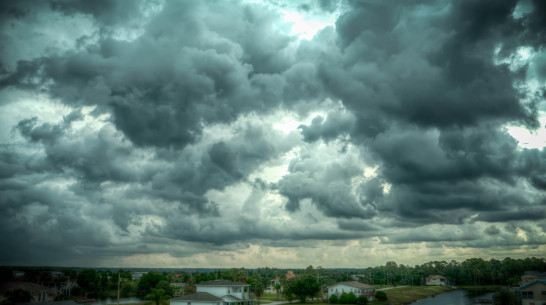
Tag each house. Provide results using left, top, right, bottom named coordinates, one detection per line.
left=519, top=280, right=546, bottom=305
left=170, top=279, right=253, bottom=305
left=266, top=270, right=296, bottom=293
left=170, top=283, right=186, bottom=296
left=132, top=272, right=147, bottom=280
left=521, top=271, right=546, bottom=286
left=426, top=275, right=448, bottom=286
left=327, top=281, right=374, bottom=300
left=0, top=282, right=58, bottom=302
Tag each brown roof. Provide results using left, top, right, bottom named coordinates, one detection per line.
left=426, top=275, right=446, bottom=280
left=330, top=281, right=373, bottom=289
left=197, top=279, right=249, bottom=286
left=170, top=292, right=223, bottom=302
left=0, top=282, right=58, bottom=296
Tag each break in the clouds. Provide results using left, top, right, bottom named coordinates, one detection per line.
left=0, top=0, right=545, bottom=268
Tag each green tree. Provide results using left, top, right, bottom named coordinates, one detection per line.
left=375, top=291, right=387, bottom=302
left=275, top=283, right=281, bottom=301
left=77, top=270, right=99, bottom=296
left=329, top=294, right=338, bottom=303
left=156, top=281, right=175, bottom=297
left=138, top=272, right=165, bottom=296
left=144, top=288, right=171, bottom=305
left=253, top=282, right=264, bottom=305
left=493, top=289, right=517, bottom=305
left=284, top=274, right=320, bottom=303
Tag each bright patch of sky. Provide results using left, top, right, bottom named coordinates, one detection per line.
left=247, top=0, right=343, bottom=40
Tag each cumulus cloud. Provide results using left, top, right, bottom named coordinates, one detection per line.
left=0, top=0, right=545, bottom=267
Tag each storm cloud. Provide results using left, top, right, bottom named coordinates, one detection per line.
left=0, top=0, right=545, bottom=267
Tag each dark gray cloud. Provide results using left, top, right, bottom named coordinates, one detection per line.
left=1, top=0, right=546, bottom=266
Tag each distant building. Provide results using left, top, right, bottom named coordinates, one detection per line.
left=426, top=275, right=448, bottom=286
left=170, top=283, right=186, bottom=296
left=170, top=279, right=253, bottom=305
left=0, top=282, right=58, bottom=302
left=327, top=281, right=374, bottom=301
left=12, top=270, right=25, bottom=279
left=519, top=280, right=546, bottom=305
left=521, top=271, right=546, bottom=286
left=132, top=272, right=147, bottom=280
left=266, top=270, right=295, bottom=293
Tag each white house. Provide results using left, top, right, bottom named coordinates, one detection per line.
left=170, top=279, right=253, bottom=305
left=519, top=280, right=546, bottom=305
left=328, top=281, right=374, bottom=300
left=425, top=275, right=447, bottom=286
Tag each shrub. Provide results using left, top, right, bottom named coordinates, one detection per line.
left=347, top=292, right=357, bottom=304
left=339, top=292, right=349, bottom=304
left=375, top=291, right=388, bottom=302
left=357, top=295, right=368, bottom=304
left=339, top=292, right=357, bottom=304
left=329, top=294, right=338, bottom=303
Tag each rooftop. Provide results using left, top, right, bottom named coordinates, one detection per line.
left=197, top=279, right=249, bottom=287
left=331, top=281, right=373, bottom=289
left=171, top=292, right=223, bottom=302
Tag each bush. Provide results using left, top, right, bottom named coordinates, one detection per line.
left=339, top=292, right=357, bottom=304
left=347, top=292, right=357, bottom=304
left=329, top=294, right=338, bottom=303
left=339, top=292, right=349, bottom=304
left=357, top=295, right=368, bottom=304
left=375, top=291, right=388, bottom=302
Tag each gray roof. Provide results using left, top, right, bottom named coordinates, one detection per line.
left=197, top=279, right=250, bottom=286
left=171, top=292, right=223, bottom=302
left=224, top=295, right=242, bottom=301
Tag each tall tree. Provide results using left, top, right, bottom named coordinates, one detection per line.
left=284, top=274, right=320, bottom=303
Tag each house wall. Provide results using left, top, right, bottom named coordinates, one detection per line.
left=327, top=284, right=372, bottom=298
left=521, top=282, right=546, bottom=305
left=197, top=286, right=249, bottom=300
left=426, top=278, right=447, bottom=286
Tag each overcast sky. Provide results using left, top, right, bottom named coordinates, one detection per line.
left=1, top=0, right=546, bottom=268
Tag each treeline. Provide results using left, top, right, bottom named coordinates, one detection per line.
left=2, top=256, right=545, bottom=299
left=362, top=257, right=546, bottom=286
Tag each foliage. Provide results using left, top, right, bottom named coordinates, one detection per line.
left=284, top=274, right=321, bottom=303
left=338, top=292, right=357, bottom=304
left=329, top=294, right=338, bottom=303
left=275, top=283, right=281, bottom=301
left=356, top=295, right=368, bottom=305
left=493, top=289, right=517, bottom=305
left=4, top=289, right=32, bottom=304
left=138, top=272, right=166, bottom=296
left=361, top=257, right=546, bottom=286
left=184, top=284, right=196, bottom=295
left=375, top=291, right=388, bottom=302
left=77, top=269, right=100, bottom=295
left=144, top=288, right=171, bottom=305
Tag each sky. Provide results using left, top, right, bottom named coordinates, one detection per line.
left=0, top=0, right=545, bottom=269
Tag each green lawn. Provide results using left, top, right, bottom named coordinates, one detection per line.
left=284, top=286, right=453, bottom=305
left=369, top=286, right=453, bottom=305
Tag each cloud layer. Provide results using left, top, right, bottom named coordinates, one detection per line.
left=0, top=0, right=545, bottom=267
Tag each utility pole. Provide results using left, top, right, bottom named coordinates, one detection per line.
left=117, top=272, right=120, bottom=305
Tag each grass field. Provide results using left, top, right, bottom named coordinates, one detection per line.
left=283, top=286, right=453, bottom=305
left=370, top=286, right=452, bottom=304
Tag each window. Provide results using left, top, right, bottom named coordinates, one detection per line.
left=522, top=291, right=534, bottom=299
